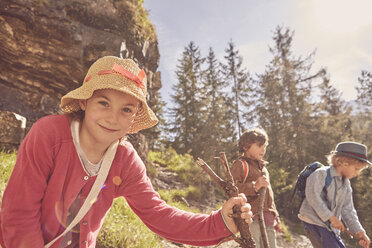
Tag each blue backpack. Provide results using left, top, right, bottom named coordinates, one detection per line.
left=291, top=161, right=332, bottom=208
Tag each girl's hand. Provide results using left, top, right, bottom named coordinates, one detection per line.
left=221, top=193, right=252, bottom=234
left=329, top=216, right=345, bottom=231
left=355, top=231, right=370, bottom=248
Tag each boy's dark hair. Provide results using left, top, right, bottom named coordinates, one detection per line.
left=238, top=128, right=268, bottom=154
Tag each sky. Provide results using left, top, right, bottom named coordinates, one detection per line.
left=143, top=0, right=372, bottom=104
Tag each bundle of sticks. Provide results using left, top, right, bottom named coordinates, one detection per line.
left=196, top=152, right=267, bottom=248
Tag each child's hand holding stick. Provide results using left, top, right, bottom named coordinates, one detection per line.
left=196, top=152, right=256, bottom=248
left=344, top=229, right=371, bottom=248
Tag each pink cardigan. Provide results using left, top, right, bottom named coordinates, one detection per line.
left=0, top=115, right=231, bottom=247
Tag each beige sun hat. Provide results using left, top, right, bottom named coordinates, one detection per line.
left=60, top=56, right=158, bottom=133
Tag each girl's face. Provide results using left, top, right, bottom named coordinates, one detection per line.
left=244, top=142, right=267, bottom=161
left=79, top=89, right=140, bottom=149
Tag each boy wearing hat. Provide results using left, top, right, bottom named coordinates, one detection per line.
left=298, top=141, right=371, bottom=248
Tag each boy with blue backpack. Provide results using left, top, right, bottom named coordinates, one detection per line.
left=298, top=141, right=371, bottom=248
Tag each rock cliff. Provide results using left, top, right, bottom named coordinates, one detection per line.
left=0, top=0, right=161, bottom=154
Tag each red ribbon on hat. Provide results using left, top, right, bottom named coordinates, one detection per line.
left=85, top=63, right=145, bottom=89
left=340, top=151, right=367, bottom=160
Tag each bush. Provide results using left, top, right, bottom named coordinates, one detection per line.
left=149, top=147, right=220, bottom=204
left=149, top=147, right=197, bottom=176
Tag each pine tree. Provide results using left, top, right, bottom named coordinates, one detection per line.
left=254, top=27, right=326, bottom=216
left=352, top=70, right=372, bottom=238
left=168, top=42, right=205, bottom=158
left=309, top=74, right=352, bottom=163
left=256, top=27, right=321, bottom=169
left=356, top=70, right=372, bottom=106
left=199, top=47, right=236, bottom=164
left=354, top=70, right=372, bottom=148
left=317, top=75, right=346, bottom=116
left=142, top=97, right=167, bottom=150
left=350, top=113, right=372, bottom=239
left=221, top=40, right=252, bottom=138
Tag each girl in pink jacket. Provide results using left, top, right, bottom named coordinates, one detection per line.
left=0, top=56, right=252, bottom=248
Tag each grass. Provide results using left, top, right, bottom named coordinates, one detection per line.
left=149, top=147, right=218, bottom=205
left=96, top=197, right=163, bottom=248
left=279, top=218, right=293, bottom=242
left=0, top=150, right=17, bottom=205
left=149, top=147, right=204, bottom=186
left=157, top=187, right=201, bottom=212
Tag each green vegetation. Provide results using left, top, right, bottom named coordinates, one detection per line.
left=123, top=0, right=157, bottom=42
left=149, top=147, right=198, bottom=182
left=0, top=150, right=17, bottom=205
left=279, top=219, right=293, bottom=243
left=149, top=147, right=222, bottom=202
left=135, top=0, right=156, bottom=41
left=158, top=188, right=200, bottom=212
left=96, top=197, right=163, bottom=248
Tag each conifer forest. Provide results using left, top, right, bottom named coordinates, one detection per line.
left=150, top=26, right=372, bottom=239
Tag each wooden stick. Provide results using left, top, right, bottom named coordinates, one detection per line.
left=196, top=158, right=226, bottom=189
left=196, top=153, right=256, bottom=248
left=257, top=187, right=270, bottom=248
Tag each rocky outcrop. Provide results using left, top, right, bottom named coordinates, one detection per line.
left=0, top=111, right=26, bottom=150
left=0, top=0, right=161, bottom=154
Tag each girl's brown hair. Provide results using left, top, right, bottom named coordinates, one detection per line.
left=238, top=128, right=268, bottom=155
left=66, top=109, right=85, bottom=121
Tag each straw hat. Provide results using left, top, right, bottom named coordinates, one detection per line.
left=60, top=56, right=158, bottom=133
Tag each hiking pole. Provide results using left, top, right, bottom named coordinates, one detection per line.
left=196, top=153, right=256, bottom=248
left=257, top=186, right=270, bottom=248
